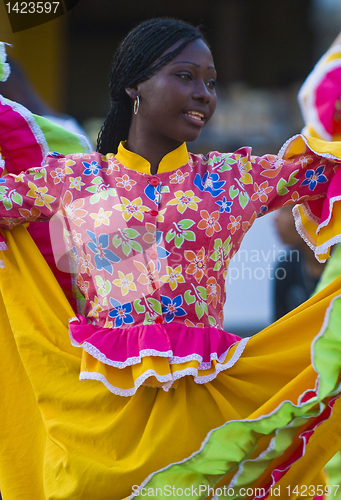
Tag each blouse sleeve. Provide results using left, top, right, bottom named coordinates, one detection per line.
left=237, top=134, right=341, bottom=262
left=0, top=153, right=67, bottom=227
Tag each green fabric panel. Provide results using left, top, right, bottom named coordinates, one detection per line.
left=33, top=114, right=90, bottom=155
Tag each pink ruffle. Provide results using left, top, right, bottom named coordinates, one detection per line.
left=315, top=67, right=341, bottom=136
left=0, top=98, right=44, bottom=173
left=300, top=166, right=341, bottom=232
left=69, top=315, right=242, bottom=370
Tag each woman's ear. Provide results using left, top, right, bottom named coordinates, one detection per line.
left=125, top=87, right=138, bottom=100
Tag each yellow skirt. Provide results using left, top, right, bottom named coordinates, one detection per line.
left=1, top=225, right=341, bottom=500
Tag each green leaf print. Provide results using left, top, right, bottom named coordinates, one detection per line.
left=196, top=286, right=207, bottom=300
left=95, top=276, right=111, bottom=297
left=147, top=298, right=162, bottom=315
left=160, top=186, right=170, bottom=194
left=113, top=235, right=122, bottom=248
left=175, top=234, right=184, bottom=248
left=11, top=191, right=23, bottom=206
left=229, top=185, right=239, bottom=199
left=166, top=219, right=196, bottom=249
left=217, top=154, right=237, bottom=172
left=166, top=229, right=175, bottom=243
left=184, top=290, right=196, bottom=305
left=238, top=191, right=249, bottom=209
left=123, top=228, right=140, bottom=239
left=182, top=230, right=195, bottom=242
left=208, top=315, right=217, bottom=326
left=276, top=171, right=299, bottom=196
left=213, top=261, right=223, bottom=271
left=2, top=197, right=12, bottom=210
left=122, top=241, right=131, bottom=256
left=134, top=299, right=146, bottom=314
left=177, top=219, right=195, bottom=230
left=195, top=301, right=204, bottom=319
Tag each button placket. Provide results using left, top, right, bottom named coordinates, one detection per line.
left=146, top=176, right=163, bottom=321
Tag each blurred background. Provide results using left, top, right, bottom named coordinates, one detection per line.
left=1, top=0, right=340, bottom=335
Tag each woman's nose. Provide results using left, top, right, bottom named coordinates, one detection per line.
left=192, top=80, right=211, bottom=102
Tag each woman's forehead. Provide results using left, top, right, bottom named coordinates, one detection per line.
left=162, top=38, right=215, bottom=69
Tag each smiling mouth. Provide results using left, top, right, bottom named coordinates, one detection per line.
left=185, top=111, right=205, bottom=122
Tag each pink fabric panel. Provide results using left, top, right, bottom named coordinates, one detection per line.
left=315, top=67, right=341, bottom=136
left=0, top=103, right=43, bottom=173
left=69, top=314, right=241, bottom=366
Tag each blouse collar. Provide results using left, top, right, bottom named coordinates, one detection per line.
left=115, top=141, right=189, bottom=174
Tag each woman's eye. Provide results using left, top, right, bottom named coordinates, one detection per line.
left=206, top=80, right=216, bottom=89
left=177, top=73, right=192, bottom=81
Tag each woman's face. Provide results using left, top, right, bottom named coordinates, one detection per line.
left=129, top=38, right=217, bottom=148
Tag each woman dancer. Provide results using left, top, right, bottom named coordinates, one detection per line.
left=1, top=18, right=341, bottom=500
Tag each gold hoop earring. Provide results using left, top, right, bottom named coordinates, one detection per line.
left=134, top=96, right=140, bottom=115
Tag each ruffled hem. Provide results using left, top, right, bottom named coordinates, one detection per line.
left=280, top=134, right=341, bottom=262
left=128, top=282, right=341, bottom=498
left=69, top=314, right=248, bottom=394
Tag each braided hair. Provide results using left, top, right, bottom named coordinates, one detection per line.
left=96, top=18, right=206, bottom=154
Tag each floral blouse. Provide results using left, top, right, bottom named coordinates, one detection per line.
left=0, top=140, right=338, bottom=394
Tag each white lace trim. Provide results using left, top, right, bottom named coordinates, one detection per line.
left=0, top=241, right=7, bottom=251
left=0, top=95, right=49, bottom=165
left=79, top=369, right=174, bottom=397
left=78, top=337, right=250, bottom=397
left=292, top=204, right=318, bottom=254
left=0, top=42, right=11, bottom=82
left=278, top=134, right=301, bottom=159
left=278, top=133, right=341, bottom=161
left=77, top=133, right=92, bottom=153
left=82, top=342, right=174, bottom=368
left=68, top=319, right=244, bottom=370
left=293, top=194, right=341, bottom=262
left=316, top=194, right=341, bottom=232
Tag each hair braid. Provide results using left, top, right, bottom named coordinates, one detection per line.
left=97, top=18, right=206, bottom=154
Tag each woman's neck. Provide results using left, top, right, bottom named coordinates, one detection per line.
left=126, top=127, right=182, bottom=174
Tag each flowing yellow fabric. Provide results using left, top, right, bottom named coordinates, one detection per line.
left=1, top=224, right=341, bottom=499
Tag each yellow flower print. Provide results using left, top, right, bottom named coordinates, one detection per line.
left=160, top=265, right=185, bottom=291
left=167, top=190, right=202, bottom=214
left=9, top=172, right=25, bottom=182
left=235, top=154, right=253, bottom=185
left=87, top=295, right=103, bottom=320
left=69, top=176, right=85, bottom=191
left=112, top=271, right=137, bottom=296
left=27, top=181, right=56, bottom=210
left=113, top=197, right=150, bottom=222
left=157, top=208, right=167, bottom=223
left=90, top=207, right=112, bottom=227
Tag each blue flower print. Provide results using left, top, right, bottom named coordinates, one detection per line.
left=156, top=230, right=171, bottom=260
left=194, top=172, right=225, bottom=197
left=0, top=179, right=5, bottom=183
left=86, top=230, right=120, bottom=274
left=82, top=161, right=102, bottom=176
left=48, top=152, right=63, bottom=158
left=144, top=183, right=161, bottom=205
left=301, top=165, right=328, bottom=191
left=109, top=298, right=134, bottom=327
left=161, top=294, right=186, bottom=323
left=215, top=196, right=233, bottom=213
left=257, top=205, right=268, bottom=217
